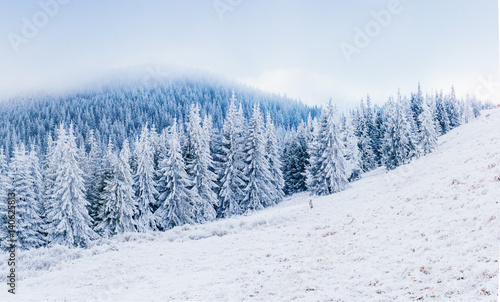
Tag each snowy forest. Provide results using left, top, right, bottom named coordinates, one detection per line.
left=0, top=79, right=494, bottom=250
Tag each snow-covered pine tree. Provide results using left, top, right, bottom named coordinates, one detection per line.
left=203, top=114, right=222, bottom=188
left=470, top=96, right=482, bottom=118
left=45, top=124, right=98, bottom=247
left=133, top=125, right=158, bottom=232
left=365, top=95, right=381, bottom=166
left=418, top=100, right=438, bottom=155
left=282, top=122, right=309, bottom=195
left=401, top=94, right=421, bottom=158
left=185, top=104, right=218, bottom=223
left=96, top=139, right=137, bottom=237
left=156, top=119, right=196, bottom=229
left=462, top=95, right=475, bottom=124
left=242, top=103, right=273, bottom=211
left=446, top=86, right=461, bottom=129
left=381, top=97, right=401, bottom=170
left=357, top=98, right=377, bottom=172
left=342, top=114, right=362, bottom=182
left=317, top=100, right=349, bottom=195
left=27, top=145, right=44, bottom=217
left=265, top=113, right=284, bottom=205
left=435, top=91, right=450, bottom=135
left=410, top=83, right=424, bottom=131
left=84, top=130, right=104, bottom=228
left=306, top=117, right=322, bottom=194
left=9, top=144, right=44, bottom=249
left=381, top=94, right=418, bottom=170
left=219, top=94, right=247, bottom=217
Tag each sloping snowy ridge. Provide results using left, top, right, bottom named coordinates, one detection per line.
left=2, top=109, right=500, bottom=301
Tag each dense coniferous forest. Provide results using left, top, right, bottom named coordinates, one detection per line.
left=0, top=77, right=320, bottom=159
left=0, top=78, right=494, bottom=249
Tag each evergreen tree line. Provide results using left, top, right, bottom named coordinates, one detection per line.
left=282, top=85, right=492, bottom=196
left=0, top=92, right=285, bottom=249
left=0, top=78, right=320, bottom=160
left=0, top=85, right=494, bottom=249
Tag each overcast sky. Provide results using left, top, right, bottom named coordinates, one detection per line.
left=0, top=0, right=498, bottom=107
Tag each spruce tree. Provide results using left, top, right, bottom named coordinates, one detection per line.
left=318, top=101, right=349, bottom=195
left=219, top=94, right=247, bottom=217
left=9, top=144, right=44, bottom=249
left=446, top=86, right=461, bottom=129
left=133, top=125, right=158, bottom=232
left=435, top=91, right=450, bottom=135
left=242, top=103, right=273, bottom=211
left=307, top=100, right=348, bottom=195
left=83, top=130, right=104, bottom=228
left=265, top=113, right=284, bottom=205
left=282, top=123, right=309, bottom=195
left=410, top=83, right=424, bottom=130
left=357, top=99, right=377, bottom=172
left=156, top=119, right=196, bottom=229
left=185, top=104, right=218, bottom=223
left=418, top=101, right=438, bottom=155
left=96, top=140, right=137, bottom=237
left=342, top=114, right=362, bottom=182
left=381, top=95, right=417, bottom=170
left=306, top=118, right=322, bottom=194
left=45, top=124, right=98, bottom=247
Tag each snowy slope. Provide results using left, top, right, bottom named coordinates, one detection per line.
left=2, top=109, right=500, bottom=301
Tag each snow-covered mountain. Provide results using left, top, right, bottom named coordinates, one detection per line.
left=2, top=108, right=499, bottom=301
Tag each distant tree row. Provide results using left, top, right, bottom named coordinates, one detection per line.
left=282, top=85, right=491, bottom=196
left=0, top=78, right=320, bottom=160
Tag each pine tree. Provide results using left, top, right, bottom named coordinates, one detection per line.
left=418, top=101, right=438, bottom=155
left=381, top=97, right=402, bottom=170
left=242, top=103, right=273, bottom=211
left=462, top=96, right=475, bottom=124
left=342, top=114, right=362, bottom=182
left=219, top=94, right=247, bottom=217
left=307, top=100, right=348, bottom=195
left=84, top=130, right=103, bottom=228
left=282, top=122, right=309, bottom=195
left=365, top=96, right=381, bottom=166
left=41, top=133, right=56, bottom=229
left=156, top=119, right=196, bottom=229
left=435, top=91, right=450, bottom=135
left=133, top=125, right=158, bottom=232
left=265, top=113, right=284, bottom=205
left=45, top=124, right=98, bottom=247
left=410, top=83, right=424, bottom=130
left=27, top=145, right=44, bottom=216
left=446, top=86, right=461, bottom=129
left=319, top=101, right=349, bottom=195
left=185, top=104, right=218, bottom=223
left=306, top=118, right=322, bottom=194
left=401, top=94, right=421, bottom=158
left=9, top=144, right=44, bottom=249
left=381, top=95, right=417, bottom=170
left=96, top=140, right=137, bottom=237
left=357, top=98, right=377, bottom=172
left=27, top=145, right=45, bottom=245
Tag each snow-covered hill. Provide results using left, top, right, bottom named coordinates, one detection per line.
left=3, top=109, right=500, bottom=301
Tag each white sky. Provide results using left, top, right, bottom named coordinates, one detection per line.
left=0, top=0, right=499, bottom=107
